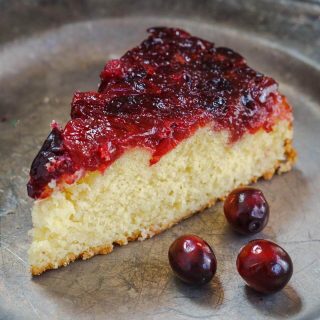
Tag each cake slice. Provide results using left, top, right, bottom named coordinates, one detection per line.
left=27, top=27, right=296, bottom=275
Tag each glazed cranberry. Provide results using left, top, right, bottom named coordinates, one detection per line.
left=28, top=27, right=289, bottom=200
left=168, top=235, right=217, bottom=285
left=237, top=239, right=293, bottom=294
left=224, top=187, right=269, bottom=234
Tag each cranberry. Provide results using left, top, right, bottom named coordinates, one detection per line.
left=168, top=235, right=217, bottom=285
left=224, top=187, right=269, bottom=234
left=237, top=239, right=293, bottom=294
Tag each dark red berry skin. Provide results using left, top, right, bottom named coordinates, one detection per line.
left=237, top=239, right=293, bottom=294
left=224, top=187, right=269, bottom=235
left=168, top=235, right=217, bottom=285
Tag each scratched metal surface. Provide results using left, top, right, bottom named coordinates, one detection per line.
left=0, top=1, right=320, bottom=319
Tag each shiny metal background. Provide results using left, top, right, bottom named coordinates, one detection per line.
left=0, top=1, right=320, bottom=319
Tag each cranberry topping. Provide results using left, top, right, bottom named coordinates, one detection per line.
left=28, top=126, right=68, bottom=199
left=168, top=235, right=217, bottom=285
left=27, top=27, right=291, bottom=199
left=224, top=187, right=269, bottom=235
left=237, top=239, right=293, bottom=294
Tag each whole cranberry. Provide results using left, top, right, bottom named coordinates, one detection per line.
left=224, top=187, right=269, bottom=235
left=237, top=239, right=293, bottom=294
left=168, top=235, right=217, bottom=285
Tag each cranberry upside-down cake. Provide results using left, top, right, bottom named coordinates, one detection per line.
left=27, top=27, right=296, bottom=275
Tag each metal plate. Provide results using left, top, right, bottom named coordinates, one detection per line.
left=1, top=2, right=320, bottom=319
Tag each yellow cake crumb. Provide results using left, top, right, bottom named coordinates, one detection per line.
left=29, top=120, right=295, bottom=275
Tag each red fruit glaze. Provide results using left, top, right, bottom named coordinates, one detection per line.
left=27, top=27, right=292, bottom=199
left=237, top=239, right=293, bottom=294
left=224, top=187, right=269, bottom=235
left=168, top=235, right=217, bottom=285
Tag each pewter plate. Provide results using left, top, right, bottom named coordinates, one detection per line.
left=1, top=6, right=320, bottom=320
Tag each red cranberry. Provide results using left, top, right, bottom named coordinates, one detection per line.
left=224, top=187, right=269, bottom=234
left=168, top=235, right=217, bottom=285
left=237, top=239, right=293, bottom=294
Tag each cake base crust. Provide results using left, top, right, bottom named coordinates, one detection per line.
left=31, top=138, right=296, bottom=276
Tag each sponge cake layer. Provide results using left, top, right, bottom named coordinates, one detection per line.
left=29, top=119, right=295, bottom=275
